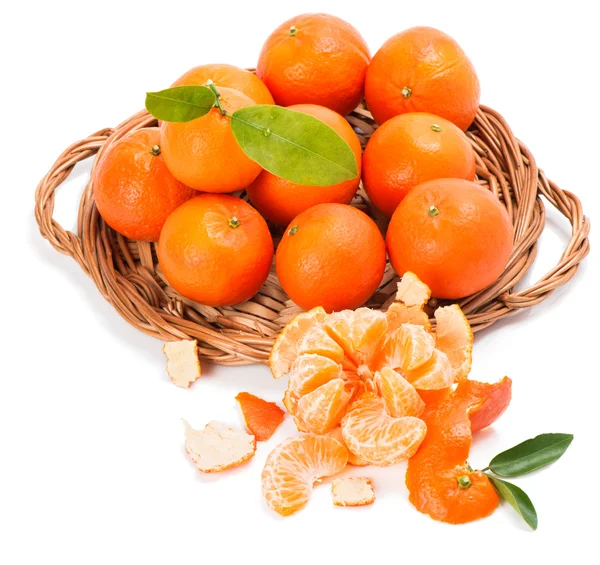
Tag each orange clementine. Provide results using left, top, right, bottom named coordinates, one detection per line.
left=171, top=63, right=274, bottom=104
left=235, top=392, right=285, bottom=441
left=93, top=128, right=195, bottom=242
left=365, top=27, right=480, bottom=130
left=406, top=377, right=512, bottom=524
left=160, top=87, right=261, bottom=192
left=275, top=204, right=386, bottom=312
left=387, top=179, right=514, bottom=299
left=157, top=194, right=273, bottom=306
left=246, top=104, right=362, bottom=225
left=362, top=112, right=476, bottom=217
left=256, top=13, right=370, bottom=116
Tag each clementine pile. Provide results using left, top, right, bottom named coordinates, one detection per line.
left=93, top=128, right=195, bottom=241
left=257, top=13, right=370, bottom=116
left=246, top=104, right=362, bottom=226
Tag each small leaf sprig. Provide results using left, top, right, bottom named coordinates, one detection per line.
left=476, top=433, right=574, bottom=530
left=144, top=84, right=358, bottom=186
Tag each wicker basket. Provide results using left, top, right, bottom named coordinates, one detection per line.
left=35, top=103, right=590, bottom=366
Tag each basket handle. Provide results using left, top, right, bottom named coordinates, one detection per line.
left=34, top=129, right=113, bottom=276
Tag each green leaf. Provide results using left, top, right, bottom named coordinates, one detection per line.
left=230, top=105, right=358, bottom=186
left=145, top=86, right=216, bottom=122
left=488, top=476, right=538, bottom=530
left=489, top=433, right=574, bottom=477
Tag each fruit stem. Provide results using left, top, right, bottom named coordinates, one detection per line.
left=150, top=145, right=161, bottom=156
left=428, top=205, right=440, bottom=217
left=288, top=225, right=299, bottom=236
left=401, top=86, right=412, bottom=98
left=457, top=475, right=472, bottom=490
left=289, top=25, right=298, bottom=36
left=431, top=124, right=442, bottom=132
left=228, top=216, right=241, bottom=229
left=206, top=80, right=230, bottom=117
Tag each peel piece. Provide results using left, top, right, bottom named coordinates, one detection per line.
left=163, top=340, right=201, bottom=388
left=235, top=392, right=285, bottom=441
left=434, top=304, right=473, bottom=382
left=183, top=420, right=256, bottom=473
left=395, top=271, right=431, bottom=307
left=262, top=435, right=348, bottom=516
left=332, top=477, right=375, bottom=507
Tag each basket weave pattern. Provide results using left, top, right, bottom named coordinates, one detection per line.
left=35, top=103, right=590, bottom=366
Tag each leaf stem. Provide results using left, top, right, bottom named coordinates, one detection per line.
left=481, top=466, right=490, bottom=473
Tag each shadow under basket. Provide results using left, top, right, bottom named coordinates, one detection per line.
left=35, top=103, right=591, bottom=366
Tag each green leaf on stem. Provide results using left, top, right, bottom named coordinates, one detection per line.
left=489, top=433, right=574, bottom=477
left=488, top=476, right=538, bottom=530
left=145, top=86, right=216, bottom=122
left=230, top=105, right=358, bottom=186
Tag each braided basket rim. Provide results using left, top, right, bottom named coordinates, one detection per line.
left=34, top=103, right=591, bottom=366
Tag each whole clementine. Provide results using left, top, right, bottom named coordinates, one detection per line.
left=256, top=13, right=370, bottom=116
left=246, top=104, right=362, bottom=226
left=386, top=178, right=513, bottom=299
left=93, top=128, right=195, bottom=242
left=276, top=203, right=386, bottom=312
left=158, top=194, right=274, bottom=306
left=365, top=27, right=480, bottom=130
left=171, top=63, right=274, bottom=104
left=362, top=112, right=476, bottom=217
left=160, top=87, right=262, bottom=192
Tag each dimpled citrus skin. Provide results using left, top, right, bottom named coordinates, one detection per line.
left=160, top=87, right=262, bottom=192
left=246, top=104, right=362, bottom=226
left=276, top=203, right=386, bottom=312
left=387, top=179, right=514, bottom=299
left=93, top=128, right=195, bottom=242
left=365, top=27, right=480, bottom=130
left=256, top=13, right=370, bottom=116
left=171, top=63, right=274, bottom=105
left=362, top=113, right=476, bottom=217
left=157, top=194, right=273, bottom=306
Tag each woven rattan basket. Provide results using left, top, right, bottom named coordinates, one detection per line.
left=35, top=102, right=590, bottom=366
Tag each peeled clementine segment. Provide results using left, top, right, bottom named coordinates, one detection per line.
left=324, top=308, right=388, bottom=366
left=262, top=434, right=348, bottom=516
left=296, top=378, right=350, bottom=434
left=434, top=304, right=473, bottom=381
left=328, top=427, right=369, bottom=466
left=395, top=271, right=431, bottom=307
left=378, top=324, right=435, bottom=372
left=341, top=394, right=427, bottom=466
left=387, top=302, right=432, bottom=334
left=403, top=349, right=454, bottom=390
left=288, top=354, right=344, bottom=397
left=235, top=392, right=285, bottom=442
left=269, top=307, right=327, bottom=379
left=406, top=377, right=512, bottom=524
left=296, top=325, right=345, bottom=364
left=375, top=367, right=425, bottom=418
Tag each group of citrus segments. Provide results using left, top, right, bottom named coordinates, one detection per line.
left=182, top=272, right=513, bottom=523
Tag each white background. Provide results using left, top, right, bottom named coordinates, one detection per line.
left=2, top=1, right=599, bottom=563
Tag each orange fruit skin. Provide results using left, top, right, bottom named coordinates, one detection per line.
left=235, top=392, right=285, bottom=441
left=171, top=63, right=274, bottom=105
left=276, top=204, right=386, bottom=313
left=160, top=87, right=262, bottom=192
left=387, top=179, right=514, bottom=299
left=365, top=27, right=480, bottom=130
left=362, top=112, right=476, bottom=217
left=93, top=128, right=195, bottom=242
left=256, top=13, right=370, bottom=116
left=406, top=377, right=512, bottom=524
left=157, top=194, right=274, bottom=306
left=246, top=104, right=362, bottom=225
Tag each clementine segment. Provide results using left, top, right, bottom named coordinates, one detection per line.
left=93, top=128, right=195, bottom=241
left=365, top=27, right=480, bottom=130
left=257, top=13, right=370, bottom=116
left=406, top=377, right=512, bottom=524
left=160, top=87, right=262, bottom=192
left=157, top=194, right=273, bottom=306
left=171, top=63, right=274, bottom=104
left=246, top=104, right=362, bottom=226
left=362, top=112, right=476, bottom=217
left=235, top=392, right=285, bottom=441
left=387, top=178, right=514, bottom=298
left=276, top=203, right=386, bottom=312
